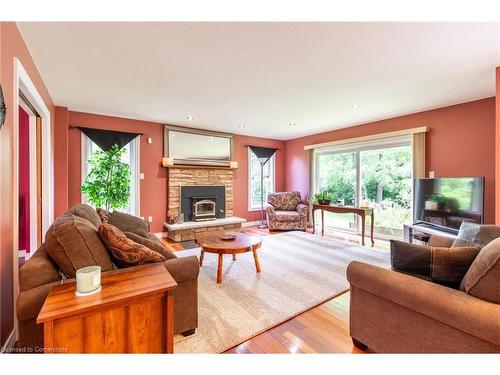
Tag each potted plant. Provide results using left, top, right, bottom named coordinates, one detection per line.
left=313, top=193, right=323, bottom=204
left=317, top=191, right=333, bottom=205
left=81, top=144, right=131, bottom=211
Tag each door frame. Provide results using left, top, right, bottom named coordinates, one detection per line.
left=18, top=97, right=39, bottom=254
left=12, top=58, right=53, bottom=338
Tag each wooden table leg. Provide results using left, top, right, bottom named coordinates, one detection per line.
left=312, top=208, right=316, bottom=234
left=370, top=211, right=375, bottom=246
left=199, top=249, right=204, bottom=267
left=321, top=209, right=325, bottom=236
left=217, top=253, right=223, bottom=284
left=252, top=248, right=261, bottom=273
left=232, top=254, right=236, bottom=261
left=361, top=213, right=366, bottom=246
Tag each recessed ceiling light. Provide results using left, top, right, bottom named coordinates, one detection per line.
left=238, top=125, right=246, bottom=129
left=351, top=104, right=360, bottom=109
left=289, top=123, right=296, bottom=126
left=186, top=116, right=194, bottom=120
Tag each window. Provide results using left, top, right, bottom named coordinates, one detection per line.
left=314, top=135, right=412, bottom=238
left=248, top=148, right=275, bottom=211
left=81, top=135, right=140, bottom=215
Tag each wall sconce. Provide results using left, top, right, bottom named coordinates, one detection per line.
left=229, top=161, right=238, bottom=169
left=162, top=157, right=174, bottom=167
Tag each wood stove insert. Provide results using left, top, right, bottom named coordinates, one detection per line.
left=180, top=185, right=226, bottom=222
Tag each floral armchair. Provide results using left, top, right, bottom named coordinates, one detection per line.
left=266, top=191, right=308, bottom=231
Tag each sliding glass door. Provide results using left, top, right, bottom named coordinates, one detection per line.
left=314, top=136, right=412, bottom=238
left=316, top=152, right=357, bottom=230
left=359, top=145, right=412, bottom=237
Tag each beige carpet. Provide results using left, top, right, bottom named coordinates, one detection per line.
left=174, top=231, right=390, bottom=353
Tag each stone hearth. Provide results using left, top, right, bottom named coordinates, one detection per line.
left=165, top=217, right=246, bottom=242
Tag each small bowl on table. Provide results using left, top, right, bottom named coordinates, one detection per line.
left=220, top=232, right=238, bottom=241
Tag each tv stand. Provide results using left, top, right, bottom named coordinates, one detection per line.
left=404, top=222, right=458, bottom=244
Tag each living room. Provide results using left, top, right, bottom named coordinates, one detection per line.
left=1, top=1, right=500, bottom=372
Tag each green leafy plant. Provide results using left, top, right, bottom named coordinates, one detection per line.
left=315, top=191, right=334, bottom=204
left=81, top=144, right=131, bottom=210
left=313, top=193, right=323, bottom=204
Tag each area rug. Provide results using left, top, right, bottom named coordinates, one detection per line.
left=173, top=231, right=390, bottom=353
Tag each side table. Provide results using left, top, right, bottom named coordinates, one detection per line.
left=37, top=263, right=177, bottom=353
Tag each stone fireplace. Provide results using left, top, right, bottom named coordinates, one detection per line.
left=168, top=168, right=233, bottom=217
left=165, top=167, right=244, bottom=241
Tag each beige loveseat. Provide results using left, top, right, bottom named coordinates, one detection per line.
left=347, top=228, right=500, bottom=353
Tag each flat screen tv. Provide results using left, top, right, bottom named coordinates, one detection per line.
left=413, top=177, right=484, bottom=232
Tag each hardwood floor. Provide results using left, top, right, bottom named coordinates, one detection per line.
left=160, top=226, right=389, bottom=353
left=224, top=291, right=366, bottom=354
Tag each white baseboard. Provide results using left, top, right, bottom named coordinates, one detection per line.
left=242, top=220, right=261, bottom=228
left=1, top=329, right=17, bottom=353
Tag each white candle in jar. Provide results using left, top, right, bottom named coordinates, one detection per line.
left=75, top=266, right=101, bottom=296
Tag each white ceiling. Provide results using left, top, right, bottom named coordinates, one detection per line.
left=18, top=22, right=500, bottom=140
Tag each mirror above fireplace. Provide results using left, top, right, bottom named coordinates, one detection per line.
left=164, top=125, right=233, bottom=167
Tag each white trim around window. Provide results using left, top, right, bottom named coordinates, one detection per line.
left=248, top=148, right=276, bottom=211
left=81, top=134, right=140, bottom=215
left=304, top=126, right=427, bottom=150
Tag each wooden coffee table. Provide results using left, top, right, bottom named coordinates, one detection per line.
left=195, top=231, right=262, bottom=284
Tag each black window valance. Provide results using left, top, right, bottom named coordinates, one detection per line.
left=248, top=146, right=279, bottom=165
left=76, top=127, right=141, bottom=151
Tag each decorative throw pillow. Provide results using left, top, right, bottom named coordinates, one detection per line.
left=124, top=232, right=177, bottom=260
left=391, top=240, right=481, bottom=288
left=460, top=237, right=500, bottom=303
left=391, top=240, right=431, bottom=281
left=109, top=210, right=149, bottom=237
left=96, top=208, right=111, bottom=224
left=431, top=246, right=481, bottom=288
left=45, top=213, right=114, bottom=278
left=98, top=223, right=166, bottom=268
left=470, top=225, right=500, bottom=249
left=67, top=203, right=102, bottom=230
left=452, top=221, right=480, bottom=248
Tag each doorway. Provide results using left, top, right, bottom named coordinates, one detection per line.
left=13, top=58, right=53, bottom=340
left=18, top=95, right=42, bottom=261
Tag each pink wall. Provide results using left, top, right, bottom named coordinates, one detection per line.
left=54, top=107, right=69, bottom=217
left=285, top=98, right=496, bottom=224
left=18, top=106, right=30, bottom=252
left=0, top=22, right=55, bottom=346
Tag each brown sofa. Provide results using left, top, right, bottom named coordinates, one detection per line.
left=347, top=229, right=500, bottom=353
left=16, top=204, right=199, bottom=350
left=266, top=191, right=308, bottom=231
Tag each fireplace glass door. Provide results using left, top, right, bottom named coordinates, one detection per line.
left=193, top=199, right=216, bottom=221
